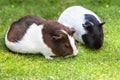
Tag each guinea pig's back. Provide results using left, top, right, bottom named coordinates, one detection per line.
left=5, top=16, right=50, bottom=54
left=58, top=6, right=100, bottom=27
left=58, top=6, right=86, bottom=25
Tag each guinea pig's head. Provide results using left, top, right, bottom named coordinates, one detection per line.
left=82, top=20, right=105, bottom=49
left=42, top=21, right=78, bottom=57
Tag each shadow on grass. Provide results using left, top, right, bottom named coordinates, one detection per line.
left=1, top=35, right=103, bottom=63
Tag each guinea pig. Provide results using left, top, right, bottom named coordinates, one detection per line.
left=58, top=6, right=105, bottom=49
left=5, top=15, right=78, bottom=59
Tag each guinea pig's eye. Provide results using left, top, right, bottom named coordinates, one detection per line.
left=65, top=43, right=70, bottom=48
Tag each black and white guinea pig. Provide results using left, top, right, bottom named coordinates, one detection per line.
left=5, top=15, right=78, bottom=59
left=58, top=6, right=105, bottom=49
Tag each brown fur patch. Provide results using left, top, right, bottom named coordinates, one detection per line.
left=42, top=20, right=75, bottom=56
left=7, top=15, right=45, bottom=42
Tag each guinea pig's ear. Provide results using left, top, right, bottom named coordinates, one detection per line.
left=83, top=21, right=94, bottom=28
left=52, top=33, right=63, bottom=40
left=99, top=22, right=105, bottom=26
left=82, top=24, right=90, bottom=28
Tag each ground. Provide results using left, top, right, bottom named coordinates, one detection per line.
left=0, top=0, right=120, bottom=80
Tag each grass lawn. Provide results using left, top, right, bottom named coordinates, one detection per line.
left=0, top=0, right=120, bottom=80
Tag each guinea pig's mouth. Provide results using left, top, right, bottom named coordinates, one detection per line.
left=94, top=44, right=103, bottom=49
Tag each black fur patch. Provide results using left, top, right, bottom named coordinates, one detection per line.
left=82, top=14, right=104, bottom=49
left=85, top=14, right=100, bottom=25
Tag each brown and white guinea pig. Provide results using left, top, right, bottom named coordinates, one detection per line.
left=58, top=6, right=105, bottom=49
left=5, top=15, right=78, bottom=59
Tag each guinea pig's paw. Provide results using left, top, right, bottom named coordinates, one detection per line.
left=45, top=56, right=53, bottom=60
left=64, top=54, right=74, bottom=58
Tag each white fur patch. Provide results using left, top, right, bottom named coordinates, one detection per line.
left=58, top=6, right=101, bottom=44
left=61, top=30, right=78, bottom=57
left=5, top=23, right=55, bottom=59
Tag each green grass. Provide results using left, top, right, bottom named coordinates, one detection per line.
left=0, top=0, right=120, bottom=80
